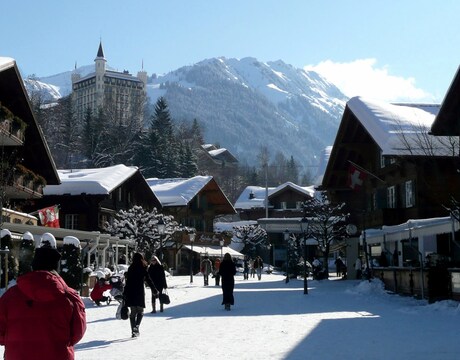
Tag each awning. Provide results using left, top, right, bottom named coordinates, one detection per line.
left=183, top=245, right=244, bottom=258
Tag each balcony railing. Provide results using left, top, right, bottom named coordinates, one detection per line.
left=0, top=119, right=25, bottom=146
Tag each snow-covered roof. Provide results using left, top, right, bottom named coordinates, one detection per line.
left=183, top=244, right=244, bottom=258
left=234, top=185, right=274, bottom=210
left=208, top=148, right=228, bottom=157
left=347, top=97, right=452, bottom=156
left=234, top=182, right=315, bottom=210
left=0, top=57, right=15, bottom=72
left=269, top=182, right=315, bottom=198
left=365, top=216, right=459, bottom=244
left=43, top=164, right=138, bottom=195
left=147, top=176, right=213, bottom=207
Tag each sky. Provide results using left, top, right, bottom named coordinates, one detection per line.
left=1, top=1, right=460, bottom=103
left=2, top=271, right=457, bottom=359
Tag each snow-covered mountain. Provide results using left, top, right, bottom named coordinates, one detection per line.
left=24, top=57, right=348, bottom=172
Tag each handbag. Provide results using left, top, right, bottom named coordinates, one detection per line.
left=159, top=290, right=170, bottom=305
left=119, top=300, right=130, bottom=320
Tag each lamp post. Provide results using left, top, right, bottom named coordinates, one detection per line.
left=189, top=232, right=195, bottom=283
left=284, top=229, right=290, bottom=284
left=157, top=217, right=165, bottom=261
left=220, top=239, right=224, bottom=258
left=300, top=216, right=309, bottom=294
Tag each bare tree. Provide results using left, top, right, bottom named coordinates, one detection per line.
left=232, top=224, right=268, bottom=257
left=302, top=192, right=348, bottom=277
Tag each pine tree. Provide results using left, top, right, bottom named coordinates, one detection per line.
left=59, top=236, right=83, bottom=291
left=139, top=97, right=181, bottom=178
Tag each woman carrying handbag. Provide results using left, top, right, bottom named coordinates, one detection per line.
left=148, top=255, right=168, bottom=313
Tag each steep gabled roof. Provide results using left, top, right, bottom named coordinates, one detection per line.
left=234, top=182, right=315, bottom=210
left=269, top=182, right=315, bottom=199
left=347, top=97, right=444, bottom=156
left=431, top=65, right=460, bottom=136
left=44, top=164, right=139, bottom=195
left=0, top=57, right=59, bottom=185
left=321, top=96, right=456, bottom=190
left=234, top=185, right=275, bottom=210
left=147, top=176, right=236, bottom=214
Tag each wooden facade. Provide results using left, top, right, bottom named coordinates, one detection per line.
left=321, top=97, right=460, bottom=231
left=31, top=166, right=161, bottom=232
left=0, top=57, right=60, bottom=214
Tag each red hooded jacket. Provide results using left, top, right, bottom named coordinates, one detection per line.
left=0, top=271, right=86, bottom=360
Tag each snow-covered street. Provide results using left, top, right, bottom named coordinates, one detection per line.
left=4, top=272, right=457, bottom=360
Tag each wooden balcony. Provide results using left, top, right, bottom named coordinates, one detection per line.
left=4, top=174, right=44, bottom=199
left=0, top=119, right=25, bottom=146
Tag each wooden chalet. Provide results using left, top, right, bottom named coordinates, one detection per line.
left=235, top=182, right=315, bottom=221
left=147, top=176, right=236, bottom=274
left=0, top=57, right=60, bottom=211
left=235, top=182, right=315, bottom=267
left=33, top=164, right=161, bottom=232
left=321, top=96, right=460, bottom=300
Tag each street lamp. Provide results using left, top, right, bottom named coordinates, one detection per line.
left=220, top=239, right=224, bottom=258
left=189, top=232, right=195, bottom=283
left=284, top=229, right=290, bottom=284
left=157, top=217, right=165, bottom=261
left=300, top=216, right=309, bottom=294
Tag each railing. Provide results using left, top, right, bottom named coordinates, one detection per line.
left=0, top=119, right=25, bottom=144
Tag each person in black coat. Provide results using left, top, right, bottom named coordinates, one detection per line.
left=123, top=252, right=158, bottom=338
left=218, top=252, right=236, bottom=311
left=148, top=255, right=168, bottom=313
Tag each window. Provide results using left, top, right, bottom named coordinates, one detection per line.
left=380, top=152, right=385, bottom=168
left=387, top=186, right=396, bottom=208
left=296, top=201, right=303, bottom=209
left=372, top=192, right=377, bottom=211
left=280, top=201, right=287, bottom=210
left=405, top=180, right=414, bottom=207
left=65, top=214, right=79, bottom=229
left=118, top=188, right=122, bottom=202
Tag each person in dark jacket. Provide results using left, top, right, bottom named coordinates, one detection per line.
left=123, top=252, right=158, bottom=337
left=218, top=252, right=237, bottom=311
left=148, top=255, right=167, bottom=313
left=0, top=232, right=86, bottom=360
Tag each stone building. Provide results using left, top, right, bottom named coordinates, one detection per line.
left=71, top=42, right=147, bottom=124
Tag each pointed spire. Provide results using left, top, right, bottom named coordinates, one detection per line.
left=97, top=41, right=105, bottom=58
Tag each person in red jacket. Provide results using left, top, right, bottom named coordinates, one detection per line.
left=90, top=271, right=112, bottom=306
left=0, top=232, right=86, bottom=360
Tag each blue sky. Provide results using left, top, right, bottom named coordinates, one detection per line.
left=1, top=0, right=459, bottom=103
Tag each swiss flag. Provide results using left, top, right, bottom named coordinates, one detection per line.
left=347, top=164, right=367, bottom=191
left=38, top=205, right=60, bottom=228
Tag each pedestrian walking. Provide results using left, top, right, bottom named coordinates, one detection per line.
left=0, top=233, right=86, bottom=359
left=148, top=255, right=167, bottom=313
left=218, top=253, right=236, bottom=311
left=214, top=258, right=221, bottom=286
left=123, top=252, right=158, bottom=338
left=254, top=256, right=263, bottom=280
left=249, top=257, right=256, bottom=278
left=355, top=256, right=363, bottom=280
left=243, top=256, right=249, bottom=280
left=200, top=255, right=213, bottom=286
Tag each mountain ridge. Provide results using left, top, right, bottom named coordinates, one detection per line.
left=24, top=57, right=348, bottom=174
